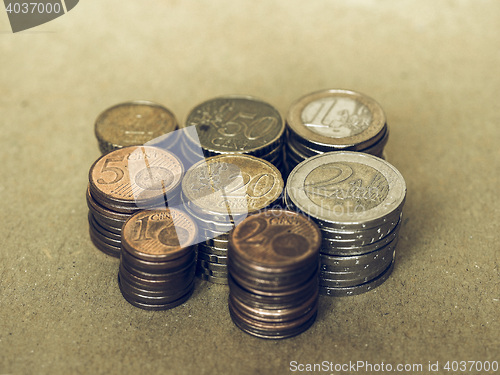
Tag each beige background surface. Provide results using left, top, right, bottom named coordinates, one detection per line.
left=0, top=1, right=498, bottom=374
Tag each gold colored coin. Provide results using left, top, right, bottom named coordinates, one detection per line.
left=181, top=154, right=283, bottom=218
left=95, top=101, right=178, bottom=153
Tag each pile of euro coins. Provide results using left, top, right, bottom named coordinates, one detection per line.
left=284, top=89, right=388, bottom=174
left=118, top=209, right=197, bottom=310
left=94, top=101, right=180, bottom=154
left=181, top=96, right=286, bottom=175
left=284, top=151, right=406, bottom=296
left=87, top=145, right=184, bottom=257
left=227, top=209, right=321, bottom=339
left=181, top=154, right=284, bottom=284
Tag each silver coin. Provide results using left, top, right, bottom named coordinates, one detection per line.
left=197, top=259, right=228, bottom=273
left=286, top=152, right=406, bottom=229
left=320, top=237, right=397, bottom=271
left=197, top=251, right=228, bottom=265
left=319, top=251, right=394, bottom=284
left=196, top=265, right=228, bottom=278
left=197, top=272, right=229, bottom=285
left=321, top=222, right=400, bottom=256
left=319, top=212, right=401, bottom=242
left=319, top=260, right=394, bottom=297
left=198, top=242, right=228, bottom=256
left=202, top=235, right=229, bottom=249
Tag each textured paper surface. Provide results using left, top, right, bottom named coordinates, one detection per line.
left=0, top=1, right=498, bottom=374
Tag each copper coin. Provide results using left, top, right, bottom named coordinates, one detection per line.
left=229, top=308, right=317, bottom=339
left=229, top=289, right=318, bottom=323
left=121, top=209, right=197, bottom=262
left=119, top=273, right=194, bottom=299
left=228, top=295, right=318, bottom=337
left=121, top=245, right=196, bottom=274
left=89, top=146, right=184, bottom=212
left=119, top=280, right=194, bottom=311
left=228, top=273, right=317, bottom=309
left=228, top=265, right=318, bottom=294
left=119, top=261, right=195, bottom=291
left=228, top=209, right=321, bottom=273
left=228, top=254, right=318, bottom=286
left=86, top=185, right=129, bottom=230
left=88, top=213, right=122, bottom=242
left=88, top=226, right=121, bottom=258
left=95, top=101, right=178, bottom=154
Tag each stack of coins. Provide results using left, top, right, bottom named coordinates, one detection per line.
left=94, top=100, right=179, bottom=154
left=118, top=209, right=197, bottom=310
left=285, top=152, right=406, bottom=296
left=181, top=96, right=285, bottom=174
left=181, top=154, right=284, bottom=284
left=227, top=209, right=321, bottom=339
left=285, top=89, right=388, bottom=173
left=87, top=145, right=184, bottom=257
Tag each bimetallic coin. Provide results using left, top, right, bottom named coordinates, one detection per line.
left=287, top=89, right=386, bottom=151
left=320, top=237, right=398, bottom=271
left=95, top=101, right=178, bottom=154
left=319, top=260, right=394, bottom=297
left=320, top=252, right=393, bottom=284
left=121, top=209, right=197, bottom=262
left=89, top=146, right=184, bottom=212
left=286, top=152, right=406, bottom=228
left=183, top=96, right=284, bottom=156
left=182, top=154, right=284, bottom=219
left=321, top=221, right=400, bottom=256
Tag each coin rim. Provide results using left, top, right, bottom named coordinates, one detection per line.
left=286, top=89, right=386, bottom=149
left=286, top=151, right=406, bottom=226
left=181, top=95, right=285, bottom=155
